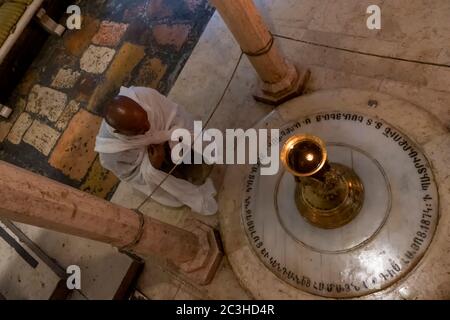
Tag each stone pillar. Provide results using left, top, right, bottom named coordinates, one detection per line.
left=0, top=161, right=222, bottom=285
left=209, top=0, right=310, bottom=105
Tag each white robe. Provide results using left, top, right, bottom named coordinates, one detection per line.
left=94, top=86, right=218, bottom=215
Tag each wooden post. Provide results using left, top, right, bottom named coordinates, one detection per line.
left=0, top=161, right=222, bottom=285
left=209, top=0, right=310, bottom=105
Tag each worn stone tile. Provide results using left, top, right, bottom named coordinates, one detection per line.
left=64, top=16, right=100, bottom=56
left=254, top=0, right=450, bottom=65
left=14, top=222, right=135, bottom=300
left=134, top=57, right=167, bottom=89
left=110, top=182, right=147, bottom=209
left=137, top=258, right=183, bottom=300
left=80, top=45, right=116, bottom=74
left=23, top=120, right=60, bottom=156
left=0, top=98, right=26, bottom=142
left=55, top=100, right=81, bottom=131
left=7, top=113, right=33, bottom=145
left=49, top=109, right=102, bottom=181
left=26, top=85, right=67, bottom=122
left=87, top=42, right=145, bottom=112
left=80, top=157, right=119, bottom=198
left=0, top=221, right=62, bottom=300
left=152, top=24, right=192, bottom=51
left=92, top=21, right=129, bottom=47
left=51, top=68, right=81, bottom=89
left=167, top=12, right=241, bottom=121
left=379, top=79, right=450, bottom=130
left=0, top=121, right=13, bottom=143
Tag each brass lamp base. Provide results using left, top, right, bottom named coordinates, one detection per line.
left=295, top=163, right=364, bottom=229
left=281, top=134, right=365, bottom=230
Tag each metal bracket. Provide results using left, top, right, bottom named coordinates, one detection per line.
left=35, top=8, right=65, bottom=36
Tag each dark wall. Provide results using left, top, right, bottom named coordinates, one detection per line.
left=0, top=0, right=71, bottom=103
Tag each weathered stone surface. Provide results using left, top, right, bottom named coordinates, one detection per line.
left=80, top=45, right=116, bottom=74
left=80, top=157, right=119, bottom=198
left=55, top=100, right=81, bottom=131
left=49, top=109, right=102, bottom=181
left=26, top=85, right=67, bottom=122
left=51, top=68, right=81, bottom=89
left=0, top=121, right=13, bottom=143
left=92, top=21, right=128, bottom=47
left=23, top=120, right=60, bottom=156
left=87, top=42, right=145, bottom=112
left=0, top=98, right=26, bottom=142
left=7, top=113, right=33, bottom=145
left=152, top=24, right=191, bottom=51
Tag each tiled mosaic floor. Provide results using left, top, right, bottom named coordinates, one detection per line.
left=0, top=0, right=214, bottom=199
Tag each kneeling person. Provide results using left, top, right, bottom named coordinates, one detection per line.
left=95, top=86, right=218, bottom=215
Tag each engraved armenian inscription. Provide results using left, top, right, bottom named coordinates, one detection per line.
left=242, top=112, right=438, bottom=298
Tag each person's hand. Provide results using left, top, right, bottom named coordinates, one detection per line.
left=148, top=144, right=166, bottom=169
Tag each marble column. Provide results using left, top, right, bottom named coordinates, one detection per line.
left=210, top=0, right=310, bottom=105
left=0, top=161, right=222, bottom=284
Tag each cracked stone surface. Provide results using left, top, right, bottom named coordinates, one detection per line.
left=26, top=85, right=68, bottom=122
left=80, top=45, right=116, bottom=74
left=51, top=68, right=82, bottom=89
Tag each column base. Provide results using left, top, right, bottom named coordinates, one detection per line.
left=253, top=62, right=311, bottom=106
left=178, top=220, right=223, bottom=285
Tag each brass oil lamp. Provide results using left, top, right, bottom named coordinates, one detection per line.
left=280, top=134, right=364, bottom=229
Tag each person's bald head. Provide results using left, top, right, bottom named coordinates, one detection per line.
left=104, top=96, right=150, bottom=136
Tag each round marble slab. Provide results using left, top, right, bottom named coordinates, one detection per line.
left=219, top=89, right=450, bottom=300
left=244, top=113, right=438, bottom=298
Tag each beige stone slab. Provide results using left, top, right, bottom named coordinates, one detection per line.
left=14, top=223, right=135, bottom=300
left=0, top=221, right=61, bottom=300
left=7, top=112, right=33, bottom=145
left=137, top=257, right=182, bottom=300
left=205, top=56, right=274, bottom=132
left=168, top=12, right=242, bottom=121
left=51, top=68, right=81, bottom=89
left=23, top=120, right=60, bottom=156
left=255, top=0, right=450, bottom=65
left=26, top=85, right=67, bottom=122
left=110, top=182, right=147, bottom=209
left=193, top=34, right=450, bottom=133
left=277, top=37, right=450, bottom=93
left=0, top=98, right=26, bottom=143
left=378, top=80, right=450, bottom=130
left=55, top=100, right=81, bottom=131
left=80, top=45, right=116, bottom=74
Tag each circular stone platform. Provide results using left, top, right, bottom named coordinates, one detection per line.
left=219, top=89, right=450, bottom=300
